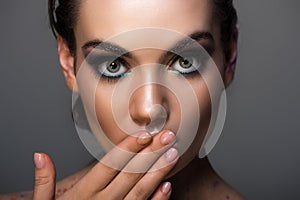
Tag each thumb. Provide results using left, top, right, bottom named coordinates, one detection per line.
left=33, top=153, right=56, bottom=200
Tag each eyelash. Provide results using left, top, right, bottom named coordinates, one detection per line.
left=99, top=60, right=128, bottom=83
left=95, top=71, right=124, bottom=83
left=169, top=55, right=201, bottom=75
left=87, top=52, right=207, bottom=83
left=87, top=56, right=129, bottom=83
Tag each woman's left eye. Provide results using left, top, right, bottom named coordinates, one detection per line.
left=171, top=55, right=202, bottom=75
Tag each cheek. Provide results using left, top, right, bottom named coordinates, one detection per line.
left=189, top=78, right=212, bottom=150
left=195, top=81, right=212, bottom=122
left=94, top=84, right=128, bottom=145
left=166, top=78, right=213, bottom=173
left=188, top=76, right=212, bottom=125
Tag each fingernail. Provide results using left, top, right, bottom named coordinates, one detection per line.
left=164, top=148, right=178, bottom=162
left=161, top=182, right=171, bottom=194
left=160, top=131, right=175, bottom=145
left=34, top=153, right=45, bottom=169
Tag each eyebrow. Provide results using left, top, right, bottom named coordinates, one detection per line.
left=81, top=31, right=215, bottom=58
left=82, top=39, right=132, bottom=58
left=169, top=31, right=215, bottom=54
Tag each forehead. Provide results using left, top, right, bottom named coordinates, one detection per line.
left=76, top=0, right=215, bottom=42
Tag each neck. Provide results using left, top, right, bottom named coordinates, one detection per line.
left=167, top=156, right=224, bottom=199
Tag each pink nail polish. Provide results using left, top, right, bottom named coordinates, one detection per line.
left=164, top=148, right=178, bottom=162
left=160, top=131, right=175, bottom=145
left=34, top=153, right=45, bottom=169
left=161, top=182, right=171, bottom=194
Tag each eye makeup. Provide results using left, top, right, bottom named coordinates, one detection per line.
left=85, top=52, right=130, bottom=83
left=80, top=31, right=215, bottom=83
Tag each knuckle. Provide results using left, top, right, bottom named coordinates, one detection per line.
left=96, top=191, right=115, bottom=200
left=35, top=175, right=54, bottom=186
left=158, top=164, right=171, bottom=174
left=133, top=185, right=147, bottom=199
left=123, top=171, right=134, bottom=179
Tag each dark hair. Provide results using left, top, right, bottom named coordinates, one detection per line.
left=213, top=0, right=238, bottom=60
left=48, top=0, right=237, bottom=57
left=48, top=0, right=79, bottom=55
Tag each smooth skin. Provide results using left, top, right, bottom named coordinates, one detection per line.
left=0, top=0, right=243, bottom=199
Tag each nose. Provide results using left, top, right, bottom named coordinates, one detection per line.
left=129, top=84, right=169, bottom=132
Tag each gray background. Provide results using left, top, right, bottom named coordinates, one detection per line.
left=0, top=0, right=299, bottom=199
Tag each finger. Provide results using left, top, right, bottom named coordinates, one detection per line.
left=103, top=131, right=176, bottom=199
left=151, top=182, right=172, bottom=200
left=33, top=153, right=56, bottom=200
left=124, top=148, right=178, bottom=200
left=123, top=130, right=176, bottom=173
left=76, top=131, right=152, bottom=194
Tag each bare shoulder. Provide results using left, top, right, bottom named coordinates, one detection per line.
left=213, top=178, right=246, bottom=200
left=222, top=187, right=246, bottom=200
left=198, top=168, right=246, bottom=200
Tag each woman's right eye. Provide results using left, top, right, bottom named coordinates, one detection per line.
left=86, top=55, right=129, bottom=80
left=96, top=59, right=128, bottom=79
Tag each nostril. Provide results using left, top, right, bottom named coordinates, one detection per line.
left=146, top=104, right=167, bottom=136
left=131, top=113, right=151, bottom=126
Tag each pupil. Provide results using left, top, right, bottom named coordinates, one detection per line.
left=180, top=57, right=192, bottom=68
left=107, top=61, right=120, bottom=73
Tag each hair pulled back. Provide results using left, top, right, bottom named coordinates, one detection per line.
left=48, top=0, right=237, bottom=56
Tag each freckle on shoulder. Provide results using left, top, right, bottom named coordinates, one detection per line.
left=209, top=178, right=245, bottom=200
left=224, top=192, right=246, bottom=200
left=219, top=182, right=246, bottom=200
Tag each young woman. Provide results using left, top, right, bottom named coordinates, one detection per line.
left=0, top=0, right=243, bottom=199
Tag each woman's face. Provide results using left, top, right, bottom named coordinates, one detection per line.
left=63, top=0, right=235, bottom=174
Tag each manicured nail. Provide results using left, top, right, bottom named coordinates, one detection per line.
left=161, top=182, right=171, bottom=194
left=164, top=148, right=178, bottom=162
left=34, top=153, right=45, bottom=169
left=160, top=130, right=175, bottom=145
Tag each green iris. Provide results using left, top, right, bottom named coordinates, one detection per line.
left=106, top=61, right=121, bottom=73
left=178, top=57, right=193, bottom=69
